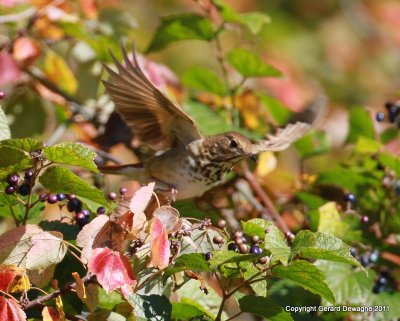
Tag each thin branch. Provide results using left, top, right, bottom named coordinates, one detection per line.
left=240, top=162, right=290, bottom=233
left=0, top=7, right=36, bottom=24
left=226, top=311, right=243, bottom=321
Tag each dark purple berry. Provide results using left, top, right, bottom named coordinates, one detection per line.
left=369, top=250, right=379, bottom=263
left=360, top=215, right=369, bottom=224
left=39, top=193, right=47, bottom=202
left=375, top=112, right=385, bottom=122
left=385, top=101, right=394, bottom=110
left=7, top=174, right=19, bottom=185
left=250, top=245, right=262, bottom=255
left=360, top=254, right=370, bottom=267
left=97, top=206, right=106, bottom=214
left=205, top=252, right=212, bottom=261
left=108, top=192, right=117, bottom=200
left=389, top=106, right=399, bottom=123
left=228, top=243, right=238, bottom=252
left=241, top=235, right=248, bottom=244
left=344, top=193, right=356, bottom=203
left=0, top=92, right=5, bottom=99
left=24, top=169, right=34, bottom=180
left=377, top=276, right=387, bottom=286
left=350, top=247, right=357, bottom=257
left=18, top=183, right=30, bottom=196
left=47, top=194, right=58, bottom=204
left=216, top=219, right=226, bottom=229
left=5, top=185, right=15, bottom=195
left=119, top=187, right=127, bottom=195
left=67, top=198, right=82, bottom=212
left=66, top=194, right=76, bottom=201
left=81, top=209, right=90, bottom=218
left=56, top=193, right=66, bottom=201
left=76, top=213, right=89, bottom=227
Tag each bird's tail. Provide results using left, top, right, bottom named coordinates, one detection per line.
left=98, top=163, right=147, bottom=182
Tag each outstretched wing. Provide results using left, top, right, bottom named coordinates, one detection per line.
left=103, top=44, right=202, bottom=150
left=252, top=122, right=311, bottom=153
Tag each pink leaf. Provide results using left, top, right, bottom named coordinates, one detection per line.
left=129, top=182, right=155, bottom=215
left=0, top=51, right=21, bottom=87
left=13, top=37, right=40, bottom=67
left=0, top=296, right=26, bottom=321
left=154, top=206, right=181, bottom=234
left=149, top=218, right=170, bottom=269
left=88, top=248, right=136, bottom=296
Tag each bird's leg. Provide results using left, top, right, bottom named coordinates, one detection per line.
left=150, top=178, right=178, bottom=203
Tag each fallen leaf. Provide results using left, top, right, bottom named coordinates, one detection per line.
left=88, top=248, right=136, bottom=297
left=149, top=218, right=170, bottom=269
left=71, top=272, right=86, bottom=299
left=153, top=206, right=181, bottom=234
left=0, top=296, right=26, bottom=321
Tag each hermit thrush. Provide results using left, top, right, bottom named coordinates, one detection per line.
left=100, top=45, right=311, bottom=200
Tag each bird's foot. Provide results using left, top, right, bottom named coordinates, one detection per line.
left=151, top=178, right=178, bottom=204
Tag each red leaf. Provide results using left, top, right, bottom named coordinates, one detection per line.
left=0, top=296, right=26, bottom=321
left=88, top=248, right=136, bottom=297
left=149, top=218, right=170, bottom=269
left=0, top=266, right=17, bottom=292
left=0, top=51, right=22, bottom=87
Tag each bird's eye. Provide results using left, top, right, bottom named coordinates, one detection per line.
left=229, top=139, right=238, bottom=148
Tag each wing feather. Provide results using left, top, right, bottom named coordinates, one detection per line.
left=103, top=44, right=202, bottom=150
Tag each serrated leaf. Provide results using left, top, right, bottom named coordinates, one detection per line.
left=0, top=146, right=33, bottom=179
left=264, top=223, right=290, bottom=265
left=238, top=295, right=293, bottom=321
left=209, top=250, right=260, bottom=272
left=0, top=137, right=42, bottom=153
left=227, top=48, right=281, bottom=78
left=242, top=218, right=270, bottom=238
left=346, top=106, right=374, bottom=143
left=250, top=279, right=268, bottom=297
left=180, top=226, right=223, bottom=255
left=147, top=14, right=215, bottom=52
left=43, top=142, right=99, bottom=172
left=182, top=67, right=226, bottom=96
left=164, top=253, right=210, bottom=278
left=290, top=230, right=360, bottom=267
left=0, top=106, right=11, bottom=141
left=272, top=260, right=335, bottom=304
left=39, top=166, right=109, bottom=209
left=316, top=261, right=375, bottom=305
left=239, top=12, right=271, bottom=34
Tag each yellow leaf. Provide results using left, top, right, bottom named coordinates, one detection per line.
left=256, top=152, right=277, bottom=177
left=43, top=51, right=77, bottom=94
left=71, top=272, right=86, bottom=300
left=42, top=306, right=61, bottom=321
left=236, top=90, right=262, bottom=130
left=318, top=202, right=348, bottom=237
left=55, top=296, right=66, bottom=321
left=9, top=274, right=30, bottom=294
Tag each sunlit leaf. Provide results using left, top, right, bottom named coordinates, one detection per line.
left=43, top=51, right=77, bottom=94
left=0, top=107, right=11, bottom=141
left=239, top=295, right=293, bottom=321
left=147, top=14, right=215, bottom=52
left=182, top=67, right=226, bottom=96
left=0, top=295, right=26, bottom=321
left=317, top=202, right=348, bottom=238
left=346, top=106, right=374, bottom=143
left=149, top=218, right=170, bottom=269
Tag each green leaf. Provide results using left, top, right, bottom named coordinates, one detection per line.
left=290, top=230, right=360, bottom=267
left=0, top=137, right=43, bottom=153
left=250, top=280, right=268, bottom=297
left=317, top=202, right=348, bottom=237
left=346, top=106, right=374, bottom=143
left=147, top=14, right=215, bottom=52
left=258, top=93, right=292, bottom=125
left=378, top=152, right=400, bottom=177
left=0, top=146, right=33, bottom=179
left=296, top=191, right=325, bottom=209
left=127, top=294, right=172, bottom=321
left=0, top=106, right=11, bottom=140
left=209, top=250, right=257, bottom=270
left=227, top=48, right=281, bottom=78
left=242, top=218, right=270, bottom=238
left=354, top=136, right=382, bottom=154
left=212, top=0, right=241, bottom=23
left=294, top=130, right=331, bottom=158
left=238, top=295, right=294, bottom=321
left=372, top=292, right=400, bottom=321
left=171, top=302, right=207, bottom=320
left=264, top=223, right=290, bottom=265
left=239, top=12, right=271, bottom=34
left=380, top=127, right=398, bottom=144
left=180, top=226, right=224, bottom=255
left=182, top=67, right=226, bottom=96
left=164, top=253, right=210, bottom=278
left=272, top=260, right=335, bottom=304
left=316, top=261, right=375, bottom=305
left=39, top=166, right=109, bottom=210
left=43, top=142, right=99, bottom=172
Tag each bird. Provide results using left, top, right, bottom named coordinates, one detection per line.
left=100, top=44, right=312, bottom=200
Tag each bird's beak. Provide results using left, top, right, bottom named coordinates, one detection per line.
left=248, top=153, right=258, bottom=163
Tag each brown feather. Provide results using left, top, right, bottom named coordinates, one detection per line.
left=103, top=44, right=202, bottom=150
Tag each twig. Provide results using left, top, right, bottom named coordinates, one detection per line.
left=0, top=7, right=36, bottom=24
left=226, top=311, right=243, bottom=321
left=240, top=162, right=290, bottom=233
left=24, top=274, right=93, bottom=309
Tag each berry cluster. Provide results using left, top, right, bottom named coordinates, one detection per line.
left=344, top=192, right=369, bottom=224
left=375, top=101, right=400, bottom=125
left=5, top=171, right=34, bottom=196
left=350, top=247, right=379, bottom=267
left=227, top=231, right=263, bottom=255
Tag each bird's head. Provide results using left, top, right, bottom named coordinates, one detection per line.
left=203, top=132, right=257, bottom=164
